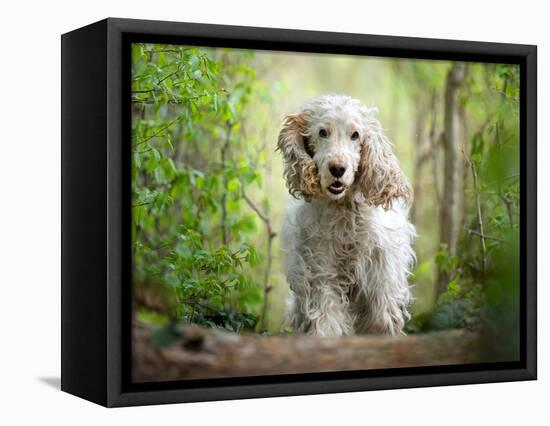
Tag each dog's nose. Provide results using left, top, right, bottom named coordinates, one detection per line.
left=329, top=163, right=346, bottom=178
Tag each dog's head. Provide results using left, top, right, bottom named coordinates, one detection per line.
left=277, top=94, right=412, bottom=208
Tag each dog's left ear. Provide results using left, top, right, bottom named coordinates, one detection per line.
left=358, top=115, right=413, bottom=209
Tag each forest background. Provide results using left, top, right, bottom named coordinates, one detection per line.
left=131, top=43, right=520, bottom=360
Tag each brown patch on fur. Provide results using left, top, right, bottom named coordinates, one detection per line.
left=358, top=138, right=413, bottom=210
left=277, top=113, right=322, bottom=201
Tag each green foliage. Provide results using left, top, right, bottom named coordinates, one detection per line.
left=434, top=244, right=459, bottom=275
left=416, top=63, right=520, bottom=346
left=459, top=64, right=519, bottom=278
left=482, top=232, right=520, bottom=360
left=131, top=43, right=271, bottom=332
left=170, top=228, right=260, bottom=331
left=428, top=279, right=484, bottom=331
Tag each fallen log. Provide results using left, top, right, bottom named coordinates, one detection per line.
left=132, top=321, right=481, bottom=383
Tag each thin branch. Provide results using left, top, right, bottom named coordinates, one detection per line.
left=220, top=121, right=232, bottom=246
left=502, top=173, right=520, bottom=181
left=131, top=79, right=192, bottom=95
left=133, top=116, right=184, bottom=147
left=132, top=148, right=152, bottom=154
left=468, top=229, right=504, bottom=243
left=499, top=192, right=515, bottom=232
left=241, top=185, right=276, bottom=332
left=237, top=112, right=277, bottom=332
left=132, top=201, right=152, bottom=208
left=143, top=48, right=190, bottom=55
left=157, top=69, right=180, bottom=85
left=472, top=173, right=487, bottom=274
left=462, top=149, right=487, bottom=276
left=131, top=98, right=187, bottom=105
left=131, top=91, right=225, bottom=105
left=242, top=191, right=270, bottom=225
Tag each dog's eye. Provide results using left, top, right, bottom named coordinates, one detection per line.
left=319, top=128, right=328, bottom=138
left=351, top=131, right=360, bottom=141
left=303, top=136, right=315, bottom=158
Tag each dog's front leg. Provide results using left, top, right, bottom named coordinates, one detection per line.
left=365, top=294, right=406, bottom=335
left=355, top=276, right=410, bottom=335
left=296, top=283, right=354, bottom=337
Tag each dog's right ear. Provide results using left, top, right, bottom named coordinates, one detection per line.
left=276, top=112, right=321, bottom=201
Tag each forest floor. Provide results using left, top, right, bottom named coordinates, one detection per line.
left=132, top=321, right=481, bottom=382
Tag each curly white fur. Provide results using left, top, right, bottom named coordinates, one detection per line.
left=277, top=94, right=416, bottom=336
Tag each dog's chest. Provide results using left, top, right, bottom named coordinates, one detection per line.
left=299, top=205, right=375, bottom=277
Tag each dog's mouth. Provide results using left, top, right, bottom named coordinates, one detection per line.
left=327, top=181, right=346, bottom=195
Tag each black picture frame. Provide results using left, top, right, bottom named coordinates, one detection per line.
left=61, top=17, right=537, bottom=407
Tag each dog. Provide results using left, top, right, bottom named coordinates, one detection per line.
left=277, top=94, right=416, bottom=336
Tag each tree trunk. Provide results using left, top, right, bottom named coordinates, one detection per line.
left=411, top=101, right=429, bottom=226
left=437, top=63, right=466, bottom=296
left=458, top=103, right=470, bottom=238
left=132, top=322, right=481, bottom=382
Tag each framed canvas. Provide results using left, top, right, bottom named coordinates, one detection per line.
left=61, top=18, right=537, bottom=407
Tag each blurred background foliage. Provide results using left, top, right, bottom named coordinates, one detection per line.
left=131, top=43, right=519, bottom=358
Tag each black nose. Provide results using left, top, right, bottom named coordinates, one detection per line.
left=329, top=163, right=346, bottom=178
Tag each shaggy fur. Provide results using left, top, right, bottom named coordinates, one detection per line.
left=277, top=94, right=416, bottom=336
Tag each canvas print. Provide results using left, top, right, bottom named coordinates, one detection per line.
left=130, top=43, right=520, bottom=382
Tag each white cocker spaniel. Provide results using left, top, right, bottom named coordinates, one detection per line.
left=277, top=94, right=416, bottom=336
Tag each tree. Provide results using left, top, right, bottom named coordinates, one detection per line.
left=437, top=62, right=467, bottom=296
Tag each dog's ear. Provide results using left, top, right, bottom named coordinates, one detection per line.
left=276, top=112, right=321, bottom=201
left=358, top=114, right=413, bottom=209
